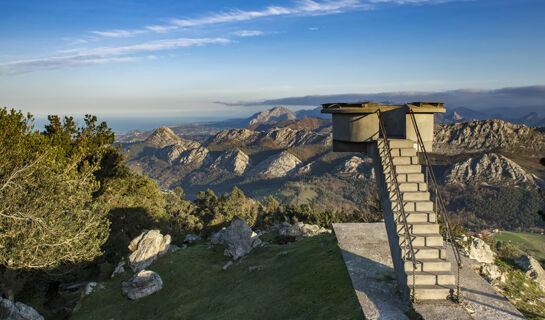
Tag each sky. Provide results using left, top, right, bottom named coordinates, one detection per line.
left=1, top=0, right=545, bottom=123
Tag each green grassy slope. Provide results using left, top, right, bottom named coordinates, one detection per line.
left=72, top=234, right=363, bottom=320
left=493, top=231, right=545, bottom=262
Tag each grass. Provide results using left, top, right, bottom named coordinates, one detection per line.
left=72, top=234, right=363, bottom=320
left=493, top=231, right=545, bottom=262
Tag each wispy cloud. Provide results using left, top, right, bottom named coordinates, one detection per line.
left=308, top=27, right=319, bottom=31
left=232, top=30, right=266, bottom=37
left=0, top=38, right=231, bottom=75
left=90, top=29, right=146, bottom=38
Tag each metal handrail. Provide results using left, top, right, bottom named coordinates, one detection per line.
left=408, top=110, right=463, bottom=301
left=376, top=110, right=419, bottom=302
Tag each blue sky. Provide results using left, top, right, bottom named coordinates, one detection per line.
left=1, top=0, right=544, bottom=120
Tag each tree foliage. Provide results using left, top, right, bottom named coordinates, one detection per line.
left=0, top=108, right=111, bottom=270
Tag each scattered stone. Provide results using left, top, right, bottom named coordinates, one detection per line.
left=515, top=255, right=545, bottom=292
left=111, top=261, right=126, bottom=277
left=468, top=237, right=496, bottom=264
left=121, top=270, right=163, bottom=300
left=248, top=265, right=263, bottom=272
left=222, top=261, right=233, bottom=270
left=168, top=244, right=181, bottom=253
left=212, top=219, right=262, bottom=260
left=84, top=282, right=97, bottom=296
left=278, top=222, right=331, bottom=239
left=277, top=250, right=289, bottom=256
left=128, top=230, right=171, bottom=272
left=0, top=298, right=44, bottom=320
left=184, top=234, right=201, bottom=243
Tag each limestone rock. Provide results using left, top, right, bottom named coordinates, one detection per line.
left=168, top=244, right=181, bottom=253
left=177, top=146, right=212, bottom=168
left=121, top=270, right=163, bottom=300
left=335, top=156, right=375, bottom=180
left=480, top=263, right=505, bottom=284
left=249, top=151, right=301, bottom=178
left=515, top=255, right=545, bottom=292
left=84, top=282, right=98, bottom=296
left=144, top=126, right=182, bottom=148
left=0, top=298, right=43, bottom=320
left=212, top=219, right=262, bottom=260
left=278, top=222, right=331, bottom=239
left=468, top=238, right=496, bottom=264
left=443, top=153, right=540, bottom=188
left=111, top=261, right=126, bottom=277
left=262, top=127, right=328, bottom=148
left=159, top=143, right=187, bottom=164
left=210, top=149, right=250, bottom=175
left=128, top=230, right=171, bottom=272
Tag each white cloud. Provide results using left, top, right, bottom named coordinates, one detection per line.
left=308, top=27, right=319, bottom=31
left=232, top=30, right=265, bottom=37
left=90, top=29, right=146, bottom=38
left=0, top=38, right=231, bottom=75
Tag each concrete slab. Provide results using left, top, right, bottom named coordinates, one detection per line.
left=333, top=222, right=409, bottom=320
left=333, top=223, right=524, bottom=320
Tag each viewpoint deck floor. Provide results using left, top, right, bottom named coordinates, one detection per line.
left=333, top=223, right=525, bottom=320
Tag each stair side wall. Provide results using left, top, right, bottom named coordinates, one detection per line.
left=369, top=143, right=410, bottom=301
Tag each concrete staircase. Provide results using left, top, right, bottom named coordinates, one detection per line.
left=376, top=138, right=455, bottom=301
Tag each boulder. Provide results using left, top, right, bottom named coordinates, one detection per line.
left=278, top=222, right=331, bottom=239
left=128, top=230, right=171, bottom=272
left=0, top=298, right=43, bottom=320
left=211, top=219, right=262, bottom=260
left=480, top=263, right=505, bottom=284
left=468, top=237, right=496, bottom=264
left=515, top=255, right=545, bottom=292
left=121, top=270, right=163, bottom=300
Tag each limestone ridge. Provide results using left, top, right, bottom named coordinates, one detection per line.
left=248, top=106, right=296, bottom=125
left=443, top=153, right=543, bottom=189
left=434, top=120, right=545, bottom=154
left=335, top=155, right=375, bottom=180
left=249, top=151, right=302, bottom=178
left=207, top=127, right=330, bottom=148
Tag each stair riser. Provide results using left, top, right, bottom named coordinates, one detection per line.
left=406, top=275, right=456, bottom=286
left=405, top=261, right=451, bottom=272
left=396, top=224, right=439, bottom=234
left=402, top=248, right=446, bottom=260
left=392, top=156, right=419, bottom=165
left=402, top=192, right=430, bottom=201
left=395, top=213, right=436, bottom=223
left=398, top=183, right=428, bottom=192
left=395, top=165, right=422, bottom=174
left=396, top=173, right=425, bottom=183
left=412, top=288, right=452, bottom=300
left=400, top=236, right=443, bottom=247
left=389, top=141, right=416, bottom=148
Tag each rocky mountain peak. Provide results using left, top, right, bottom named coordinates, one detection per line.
left=145, top=126, right=182, bottom=148
left=443, top=153, right=541, bottom=188
left=248, top=106, right=296, bottom=125
left=210, top=149, right=250, bottom=175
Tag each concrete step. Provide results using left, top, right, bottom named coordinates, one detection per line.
left=399, top=234, right=444, bottom=247
left=403, top=246, right=447, bottom=260
left=400, top=148, right=417, bottom=157
left=392, top=156, right=419, bottom=165
left=395, top=173, right=425, bottom=183
left=394, top=200, right=433, bottom=212
left=405, top=258, right=451, bottom=272
left=395, top=212, right=436, bottom=223
left=407, top=271, right=456, bottom=286
left=411, top=285, right=454, bottom=301
left=398, top=182, right=427, bottom=192
left=388, top=140, right=416, bottom=149
left=397, top=222, right=439, bottom=234
left=402, top=191, right=430, bottom=201
left=395, top=164, right=422, bottom=174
